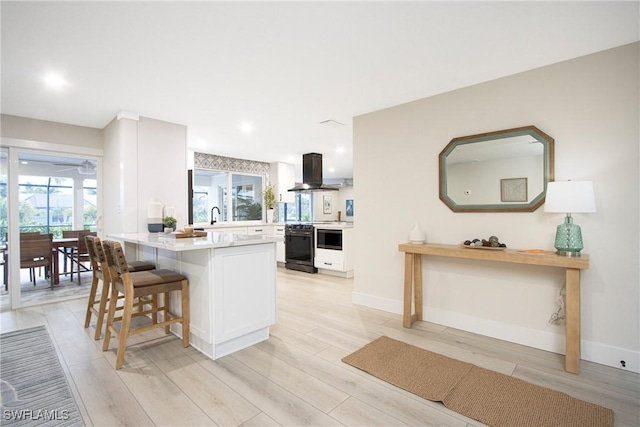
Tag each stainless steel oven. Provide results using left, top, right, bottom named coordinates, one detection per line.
left=285, top=224, right=317, bottom=273
left=316, top=228, right=342, bottom=251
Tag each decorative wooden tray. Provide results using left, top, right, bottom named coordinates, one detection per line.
left=165, top=230, right=208, bottom=239
left=460, top=244, right=505, bottom=251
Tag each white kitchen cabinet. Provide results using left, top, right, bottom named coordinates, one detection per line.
left=273, top=225, right=285, bottom=264
left=269, top=162, right=295, bottom=204
left=314, top=227, right=354, bottom=278
left=213, top=244, right=277, bottom=352
left=247, top=225, right=273, bottom=236
left=315, top=248, right=344, bottom=271
left=204, top=226, right=248, bottom=234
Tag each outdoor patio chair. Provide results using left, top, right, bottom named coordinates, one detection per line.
left=62, top=230, right=96, bottom=285
left=20, top=233, right=53, bottom=288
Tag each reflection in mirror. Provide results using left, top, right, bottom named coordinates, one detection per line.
left=439, top=126, right=554, bottom=212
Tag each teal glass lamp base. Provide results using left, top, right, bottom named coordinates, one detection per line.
left=554, top=216, right=584, bottom=257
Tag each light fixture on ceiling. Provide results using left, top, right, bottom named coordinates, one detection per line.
left=544, top=180, right=596, bottom=256
left=77, top=160, right=96, bottom=175
left=239, top=122, right=253, bottom=133
left=43, top=72, right=67, bottom=89
left=53, top=159, right=96, bottom=175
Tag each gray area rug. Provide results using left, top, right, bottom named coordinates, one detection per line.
left=0, top=326, right=84, bottom=426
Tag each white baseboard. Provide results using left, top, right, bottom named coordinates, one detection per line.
left=351, top=291, right=639, bottom=373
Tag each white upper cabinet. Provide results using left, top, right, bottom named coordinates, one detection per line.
left=270, top=162, right=295, bottom=204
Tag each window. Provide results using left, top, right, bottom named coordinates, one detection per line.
left=192, top=169, right=265, bottom=223
left=282, top=192, right=313, bottom=222
left=17, top=175, right=97, bottom=238
left=232, top=174, right=262, bottom=221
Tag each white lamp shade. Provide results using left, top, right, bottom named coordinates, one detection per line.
left=544, top=181, right=596, bottom=213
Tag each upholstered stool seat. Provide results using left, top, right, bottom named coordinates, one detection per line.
left=102, top=239, right=189, bottom=369
left=84, top=235, right=155, bottom=340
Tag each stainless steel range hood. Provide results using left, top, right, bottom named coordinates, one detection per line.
left=288, top=153, right=338, bottom=192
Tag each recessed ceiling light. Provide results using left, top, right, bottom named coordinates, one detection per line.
left=336, top=146, right=345, bottom=154
left=329, top=167, right=335, bottom=173
left=239, top=122, right=253, bottom=133
left=43, top=73, right=67, bottom=89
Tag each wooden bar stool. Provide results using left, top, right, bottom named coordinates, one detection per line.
left=102, top=240, right=190, bottom=369
left=84, top=235, right=156, bottom=340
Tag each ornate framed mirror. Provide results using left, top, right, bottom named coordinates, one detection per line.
left=439, top=126, right=554, bottom=212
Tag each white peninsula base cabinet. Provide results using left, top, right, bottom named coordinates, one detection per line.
left=111, top=232, right=277, bottom=360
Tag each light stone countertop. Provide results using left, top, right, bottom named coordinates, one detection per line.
left=108, top=232, right=281, bottom=252
left=312, top=222, right=354, bottom=229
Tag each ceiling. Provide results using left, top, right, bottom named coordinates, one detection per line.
left=2, top=1, right=638, bottom=182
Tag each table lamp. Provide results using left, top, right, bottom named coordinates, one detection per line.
left=544, top=180, right=596, bottom=256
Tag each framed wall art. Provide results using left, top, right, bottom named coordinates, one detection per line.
left=346, top=199, right=354, bottom=217
left=323, top=195, right=332, bottom=214
left=500, top=177, right=528, bottom=202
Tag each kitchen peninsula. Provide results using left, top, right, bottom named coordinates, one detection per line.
left=108, top=231, right=279, bottom=360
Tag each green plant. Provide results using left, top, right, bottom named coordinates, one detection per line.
left=236, top=197, right=262, bottom=220
left=163, top=215, right=177, bottom=229
left=263, top=183, right=276, bottom=210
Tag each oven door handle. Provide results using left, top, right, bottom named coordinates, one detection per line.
left=286, top=232, right=313, bottom=237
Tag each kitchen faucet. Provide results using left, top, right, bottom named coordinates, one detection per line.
left=211, top=206, right=221, bottom=225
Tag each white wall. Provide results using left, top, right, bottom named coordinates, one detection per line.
left=353, top=43, right=639, bottom=371
left=136, top=117, right=187, bottom=231
left=1, top=114, right=103, bottom=149
left=103, top=115, right=187, bottom=235
left=313, top=187, right=355, bottom=222
left=102, top=116, right=139, bottom=235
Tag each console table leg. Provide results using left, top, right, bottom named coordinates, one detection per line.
left=403, top=253, right=423, bottom=328
left=403, top=253, right=413, bottom=328
left=565, top=268, right=581, bottom=374
left=413, top=253, right=423, bottom=323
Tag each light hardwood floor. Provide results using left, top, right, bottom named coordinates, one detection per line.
left=1, top=267, right=638, bottom=426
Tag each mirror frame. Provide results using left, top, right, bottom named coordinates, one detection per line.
left=439, top=125, right=554, bottom=212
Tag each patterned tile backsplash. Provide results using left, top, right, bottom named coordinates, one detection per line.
left=194, top=152, right=270, bottom=175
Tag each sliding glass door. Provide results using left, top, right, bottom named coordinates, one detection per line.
left=0, top=148, right=100, bottom=310
left=0, top=149, right=8, bottom=311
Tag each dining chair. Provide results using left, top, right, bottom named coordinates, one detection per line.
left=1, top=247, right=7, bottom=292
left=19, top=233, right=53, bottom=288
left=63, top=230, right=97, bottom=285
left=102, top=240, right=189, bottom=369
left=84, top=235, right=155, bottom=340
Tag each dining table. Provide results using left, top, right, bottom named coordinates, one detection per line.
left=1, top=236, right=88, bottom=288
left=51, top=237, right=79, bottom=285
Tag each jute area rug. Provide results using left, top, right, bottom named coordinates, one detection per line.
left=0, top=326, right=84, bottom=426
left=342, top=336, right=613, bottom=427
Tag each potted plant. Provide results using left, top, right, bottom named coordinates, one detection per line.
left=263, top=183, right=277, bottom=223
left=163, top=215, right=177, bottom=232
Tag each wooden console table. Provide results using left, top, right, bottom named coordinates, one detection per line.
left=398, top=243, right=589, bottom=374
